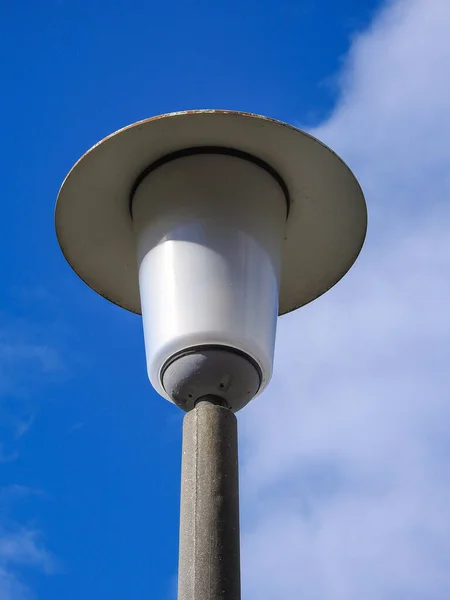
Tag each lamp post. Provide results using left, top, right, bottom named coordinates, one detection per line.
left=55, top=110, right=367, bottom=600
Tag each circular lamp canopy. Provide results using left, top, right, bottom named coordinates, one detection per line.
left=55, top=110, right=367, bottom=411
left=56, top=110, right=367, bottom=317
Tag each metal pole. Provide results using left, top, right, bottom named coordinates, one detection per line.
left=178, top=397, right=241, bottom=600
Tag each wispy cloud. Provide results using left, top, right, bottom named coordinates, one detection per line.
left=0, top=529, right=54, bottom=573
left=0, top=317, right=62, bottom=598
left=0, top=529, right=55, bottom=600
left=14, top=417, right=35, bottom=441
left=240, top=1, right=450, bottom=598
left=0, top=340, right=62, bottom=381
left=0, top=446, right=19, bottom=465
left=0, top=487, right=55, bottom=600
left=0, top=318, right=63, bottom=440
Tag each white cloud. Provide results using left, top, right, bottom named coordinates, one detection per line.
left=0, top=326, right=63, bottom=450
left=0, top=488, right=55, bottom=600
left=240, top=1, right=450, bottom=598
left=0, top=530, right=53, bottom=574
left=0, top=326, right=61, bottom=599
left=0, top=535, right=52, bottom=600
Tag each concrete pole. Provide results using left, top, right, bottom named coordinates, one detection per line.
left=178, top=398, right=241, bottom=600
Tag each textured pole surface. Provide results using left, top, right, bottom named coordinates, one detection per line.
left=178, top=399, right=241, bottom=600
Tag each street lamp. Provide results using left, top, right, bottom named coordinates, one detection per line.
left=55, top=110, right=367, bottom=600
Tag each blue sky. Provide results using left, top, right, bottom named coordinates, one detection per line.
left=2, top=0, right=450, bottom=598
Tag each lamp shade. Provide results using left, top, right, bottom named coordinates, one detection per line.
left=132, top=152, right=287, bottom=409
